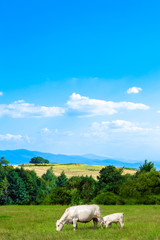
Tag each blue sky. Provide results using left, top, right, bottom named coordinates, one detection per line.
left=1, top=0, right=160, bottom=161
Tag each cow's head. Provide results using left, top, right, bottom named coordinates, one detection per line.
left=56, top=220, right=64, bottom=231
left=98, top=217, right=104, bottom=228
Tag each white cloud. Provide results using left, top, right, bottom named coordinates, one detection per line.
left=41, top=128, right=51, bottom=134
left=127, top=87, right=142, bottom=94
left=67, top=93, right=149, bottom=117
left=0, top=133, right=23, bottom=141
left=41, top=128, right=74, bottom=137
left=83, top=120, right=151, bottom=139
left=41, top=128, right=58, bottom=135
left=0, top=100, right=66, bottom=118
left=0, top=92, right=3, bottom=96
left=0, top=133, right=30, bottom=142
left=105, top=120, right=146, bottom=132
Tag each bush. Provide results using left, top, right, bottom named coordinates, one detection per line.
left=136, top=194, right=160, bottom=205
left=42, top=187, right=71, bottom=205
left=70, top=189, right=82, bottom=205
left=121, top=197, right=138, bottom=205
left=120, top=194, right=160, bottom=205
left=93, top=191, right=120, bottom=205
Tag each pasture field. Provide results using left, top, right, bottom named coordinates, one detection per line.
left=0, top=205, right=160, bottom=240
left=15, top=163, right=136, bottom=179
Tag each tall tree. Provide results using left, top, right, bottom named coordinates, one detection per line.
left=42, top=167, right=57, bottom=190
left=0, top=176, right=10, bottom=204
left=97, top=165, right=124, bottom=193
left=57, top=171, right=68, bottom=187
left=16, top=167, right=43, bottom=203
left=7, top=170, right=29, bottom=204
left=30, top=156, right=49, bottom=165
left=139, top=160, right=155, bottom=173
left=0, top=156, right=10, bottom=166
left=81, top=176, right=98, bottom=203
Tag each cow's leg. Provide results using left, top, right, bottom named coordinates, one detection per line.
left=109, top=223, right=112, bottom=228
left=93, top=218, right=98, bottom=229
left=73, top=218, right=78, bottom=231
left=120, top=221, right=124, bottom=229
left=105, top=223, right=109, bottom=229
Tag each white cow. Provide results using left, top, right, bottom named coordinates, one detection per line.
left=56, top=204, right=101, bottom=231
left=101, top=213, right=124, bottom=229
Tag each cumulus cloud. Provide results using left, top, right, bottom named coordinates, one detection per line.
left=0, top=100, right=66, bottom=118
left=103, top=120, right=146, bottom=132
left=83, top=120, right=151, bottom=139
left=0, top=133, right=23, bottom=141
left=127, top=87, right=142, bottom=94
left=92, top=120, right=144, bottom=133
left=67, top=93, right=149, bottom=117
left=0, top=92, right=3, bottom=96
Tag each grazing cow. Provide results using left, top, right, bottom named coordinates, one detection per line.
left=101, top=213, right=124, bottom=229
left=56, top=204, right=101, bottom=231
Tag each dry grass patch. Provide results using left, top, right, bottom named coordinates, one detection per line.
left=13, top=163, right=136, bottom=179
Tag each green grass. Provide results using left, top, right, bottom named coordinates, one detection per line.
left=0, top=205, right=160, bottom=240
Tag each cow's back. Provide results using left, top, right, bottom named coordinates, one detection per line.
left=68, top=204, right=101, bottom=222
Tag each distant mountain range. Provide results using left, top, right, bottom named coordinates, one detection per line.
left=0, top=149, right=160, bottom=169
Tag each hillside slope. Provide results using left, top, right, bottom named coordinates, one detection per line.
left=0, top=149, right=142, bottom=168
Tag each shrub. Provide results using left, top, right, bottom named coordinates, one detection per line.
left=70, top=189, right=82, bottom=205
left=42, top=187, right=71, bottom=205
left=121, top=197, right=138, bottom=205
left=93, top=191, right=120, bottom=205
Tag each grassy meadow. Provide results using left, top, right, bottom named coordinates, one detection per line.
left=0, top=205, right=160, bottom=240
left=15, top=163, right=136, bottom=179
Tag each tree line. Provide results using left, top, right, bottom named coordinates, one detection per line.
left=0, top=159, right=160, bottom=205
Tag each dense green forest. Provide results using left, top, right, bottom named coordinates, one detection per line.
left=0, top=160, right=160, bottom=205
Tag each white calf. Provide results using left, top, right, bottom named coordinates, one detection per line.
left=101, top=213, right=124, bottom=229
